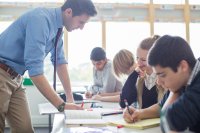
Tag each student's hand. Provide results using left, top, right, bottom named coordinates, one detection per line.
left=85, top=91, right=93, bottom=98
left=123, top=106, right=135, bottom=123
left=135, top=67, right=145, bottom=78
left=65, top=103, right=83, bottom=110
left=92, top=94, right=102, bottom=100
left=131, top=109, right=142, bottom=122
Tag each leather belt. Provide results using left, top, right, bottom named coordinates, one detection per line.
left=0, top=63, right=20, bottom=79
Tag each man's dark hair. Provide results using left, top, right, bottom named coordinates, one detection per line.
left=61, top=0, right=97, bottom=17
left=148, top=35, right=196, bottom=72
left=90, top=47, right=106, bottom=61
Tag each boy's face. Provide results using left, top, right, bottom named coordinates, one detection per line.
left=153, top=61, right=190, bottom=93
left=92, top=59, right=106, bottom=71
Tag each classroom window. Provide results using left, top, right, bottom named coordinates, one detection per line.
left=106, top=22, right=150, bottom=60
left=154, top=22, right=186, bottom=39
left=68, top=22, right=102, bottom=85
left=153, top=0, right=185, bottom=4
left=190, top=23, right=200, bottom=58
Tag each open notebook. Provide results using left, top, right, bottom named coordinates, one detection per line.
left=109, top=118, right=160, bottom=130
left=64, top=110, right=106, bottom=127
left=64, top=108, right=123, bottom=127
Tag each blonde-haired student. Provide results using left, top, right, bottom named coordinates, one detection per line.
left=114, top=35, right=166, bottom=109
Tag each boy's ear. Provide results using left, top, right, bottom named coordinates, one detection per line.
left=179, top=60, right=189, bottom=72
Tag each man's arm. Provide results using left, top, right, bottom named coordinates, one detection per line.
left=30, top=74, right=81, bottom=110
left=57, top=64, right=74, bottom=103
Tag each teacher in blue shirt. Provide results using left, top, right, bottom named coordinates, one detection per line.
left=0, top=0, right=97, bottom=132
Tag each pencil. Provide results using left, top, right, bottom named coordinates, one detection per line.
left=124, top=99, right=132, bottom=115
left=81, top=102, right=84, bottom=108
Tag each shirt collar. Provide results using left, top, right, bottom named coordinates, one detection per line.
left=55, top=8, right=63, bottom=28
left=144, top=72, right=157, bottom=90
left=187, top=59, right=200, bottom=85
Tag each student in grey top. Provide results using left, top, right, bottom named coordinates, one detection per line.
left=85, top=47, right=123, bottom=102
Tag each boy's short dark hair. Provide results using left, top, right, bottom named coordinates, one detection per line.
left=90, top=47, right=106, bottom=61
left=148, top=35, right=196, bottom=72
left=61, top=0, right=97, bottom=17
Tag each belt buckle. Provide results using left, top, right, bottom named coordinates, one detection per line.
left=7, top=68, right=16, bottom=79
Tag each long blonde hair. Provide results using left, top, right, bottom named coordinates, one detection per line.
left=136, top=35, right=165, bottom=108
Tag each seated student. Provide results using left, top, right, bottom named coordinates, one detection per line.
left=85, top=47, right=123, bottom=102
left=147, top=35, right=200, bottom=133
left=118, top=35, right=165, bottom=109
left=112, top=49, right=138, bottom=106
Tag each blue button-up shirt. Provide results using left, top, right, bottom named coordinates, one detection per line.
left=0, top=7, right=67, bottom=76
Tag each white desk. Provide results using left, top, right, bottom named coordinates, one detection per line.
left=51, top=102, right=162, bottom=133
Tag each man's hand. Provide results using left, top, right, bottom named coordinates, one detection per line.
left=64, top=103, right=83, bottom=110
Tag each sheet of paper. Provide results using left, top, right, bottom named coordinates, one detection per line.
left=109, top=118, right=160, bottom=130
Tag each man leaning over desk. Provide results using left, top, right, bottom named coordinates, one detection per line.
left=0, top=0, right=97, bottom=132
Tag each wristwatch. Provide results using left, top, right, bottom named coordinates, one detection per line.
left=57, top=102, right=65, bottom=112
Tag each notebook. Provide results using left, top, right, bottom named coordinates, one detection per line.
left=91, top=108, right=123, bottom=116
left=75, top=99, right=101, bottom=104
left=64, top=110, right=107, bottom=127
left=109, top=118, right=160, bottom=130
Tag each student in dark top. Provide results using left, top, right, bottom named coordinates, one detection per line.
left=114, top=35, right=165, bottom=109
left=148, top=35, right=200, bottom=133
left=135, top=35, right=166, bottom=109
left=113, top=49, right=138, bottom=107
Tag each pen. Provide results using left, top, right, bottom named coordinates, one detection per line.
left=102, top=111, right=123, bottom=116
left=124, top=99, right=132, bottom=115
left=81, top=102, right=84, bottom=108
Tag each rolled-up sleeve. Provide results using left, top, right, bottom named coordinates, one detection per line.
left=24, top=15, right=49, bottom=76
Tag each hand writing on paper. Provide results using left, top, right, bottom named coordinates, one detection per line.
left=92, top=94, right=102, bottom=101
left=123, top=106, right=141, bottom=123
left=123, top=106, right=134, bottom=123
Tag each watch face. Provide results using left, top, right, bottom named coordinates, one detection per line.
left=58, top=102, right=65, bottom=112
